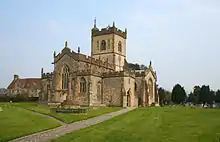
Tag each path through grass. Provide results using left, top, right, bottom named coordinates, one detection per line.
left=0, top=103, right=60, bottom=142
left=53, top=107, right=220, bottom=142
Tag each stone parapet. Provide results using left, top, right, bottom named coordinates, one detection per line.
left=92, top=26, right=127, bottom=39
left=135, top=71, right=145, bottom=77
left=103, top=71, right=135, bottom=78
left=54, top=49, right=115, bottom=71
left=41, top=72, right=53, bottom=79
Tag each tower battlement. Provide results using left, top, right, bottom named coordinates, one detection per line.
left=92, top=22, right=127, bottom=39
left=41, top=72, right=53, bottom=79
left=102, top=70, right=135, bottom=78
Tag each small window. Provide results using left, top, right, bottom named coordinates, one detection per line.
left=97, top=41, right=99, bottom=50
left=107, top=39, right=110, bottom=49
left=101, top=40, right=106, bottom=50
left=118, top=41, right=122, bottom=52
left=80, top=77, right=86, bottom=93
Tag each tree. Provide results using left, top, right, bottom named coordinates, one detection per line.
left=199, top=85, right=211, bottom=106
left=207, top=90, right=215, bottom=106
left=186, top=92, right=195, bottom=104
left=215, top=90, right=220, bottom=103
left=158, top=87, right=165, bottom=106
left=193, top=85, right=201, bottom=104
left=215, top=90, right=220, bottom=108
left=158, top=87, right=172, bottom=106
left=127, top=63, right=147, bottom=70
left=140, top=64, right=147, bottom=70
left=164, top=91, right=172, bottom=105
left=171, top=84, right=187, bottom=104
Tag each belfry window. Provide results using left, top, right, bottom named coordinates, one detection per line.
left=118, top=41, right=122, bottom=52
left=97, top=41, right=99, bottom=50
left=62, top=64, right=69, bottom=89
left=80, top=77, right=86, bottom=93
left=101, top=40, right=106, bottom=50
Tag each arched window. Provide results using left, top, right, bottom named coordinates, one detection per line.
left=148, top=78, right=153, bottom=99
left=101, top=40, right=106, bottom=50
left=118, top=41, right=122, bottom=52
left=80, top=77, right=86, bottom=93
left=62, top=64, right=69, bottom=89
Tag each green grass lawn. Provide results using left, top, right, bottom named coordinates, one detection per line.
left=53, top=106, right=220, bottom=142
left=13, top=102, right=121, bottom=124
left=0, top=103, right=60, bottom=142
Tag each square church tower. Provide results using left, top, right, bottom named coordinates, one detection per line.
left=91, top=19, right=127, bottom=71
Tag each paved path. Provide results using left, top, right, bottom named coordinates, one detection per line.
left=16, top=106, right=66, bottom=125
left=10, top=107, right=136, bottom=142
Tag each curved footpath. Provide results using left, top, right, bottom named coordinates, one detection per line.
left=10, top=107, right=136, bottom=142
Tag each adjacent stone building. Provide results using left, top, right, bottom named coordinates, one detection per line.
left=40, top=20, right=159, bottom=107
left=7, top=75, right=41, bottom=97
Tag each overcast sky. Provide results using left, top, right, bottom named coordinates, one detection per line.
left=0, top=0, right=220, bottom=92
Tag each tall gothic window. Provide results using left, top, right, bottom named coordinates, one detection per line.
left=80, top=77, right=86, bottom=93
left=148, top=78, right=153, bottom=99
left=97, top=41, right=99, bottom=50
left=101, top=40, right=106, bottom=50
left=107, top=39, right=110, bottom=49
left=62, top=64, right=69, bottom=89
left=118, top=41, right=122, bottom=52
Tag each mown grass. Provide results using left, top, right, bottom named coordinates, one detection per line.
left=53, top=106, right=220, bottom=142
left=0, top=103, right=60, bottom=142
left=13, top=102, right=121, bottom=124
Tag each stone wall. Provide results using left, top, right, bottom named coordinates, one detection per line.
left=135, top=76, right=144, bottom=106
left=71, top=76, right=89, bottom=106
left=90, top=75, right=102, bottom=106
left=103, top=77, right=122, bottom=106
left=40, top=79, right=52, bottom=101
left=124, top=76, right=137, bottom=107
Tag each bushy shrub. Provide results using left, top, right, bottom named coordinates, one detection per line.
left=0, top=94, right=38, bottom=102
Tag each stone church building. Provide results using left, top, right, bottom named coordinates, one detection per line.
left=40, top=21, right=159, bottom=107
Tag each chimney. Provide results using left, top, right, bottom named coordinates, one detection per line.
left=14, top=74, right=19, bottom=80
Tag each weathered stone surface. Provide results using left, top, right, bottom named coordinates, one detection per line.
left=37, top=21, right=159, bottom=107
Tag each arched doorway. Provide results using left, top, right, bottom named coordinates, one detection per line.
left=127, top=89, right=131, bottom=107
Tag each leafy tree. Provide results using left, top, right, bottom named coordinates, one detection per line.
left=215, top=90, right=220, bottom=103
left=193, top=85, right=201, bottom=104
left=164, top=91, right=172, bottom=105
left=140, top=64, right=147, bottom=70
left=158, top=87, right=172, bottom=106
left=199, top=85, right=212, bottom=106
left=158, top=87, right=165, bottom=106
left=127, top=63, right=147, bottom=70
left=171, top=84, right=187, bottom=104
left=186, top=92, right=195, bottom=104
left=207, top=90, right=215, bottom=106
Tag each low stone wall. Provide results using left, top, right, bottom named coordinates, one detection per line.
left=50, top=108, right=89, bottom=114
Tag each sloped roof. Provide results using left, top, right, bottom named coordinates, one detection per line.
left=7, top=78, right=41, bottom=89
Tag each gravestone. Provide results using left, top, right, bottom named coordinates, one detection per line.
left=0, top=107, right=3, bottom=112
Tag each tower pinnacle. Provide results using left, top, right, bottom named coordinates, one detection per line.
left=94, top=17, right=97, bottom=28
left=65, top=40, right=68, bottom=48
